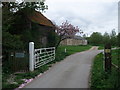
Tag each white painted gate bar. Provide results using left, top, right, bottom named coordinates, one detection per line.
left=29, top=42, right=55, bottom=71
left=34, top=47, right=55, bottom=69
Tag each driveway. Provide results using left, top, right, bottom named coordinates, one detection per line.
left=24, top=46, right=102, bottom=88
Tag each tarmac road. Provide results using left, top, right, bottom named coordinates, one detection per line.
left=24, top=46, right=102, bottom=88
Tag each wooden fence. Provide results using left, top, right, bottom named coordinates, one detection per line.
left=8, top=51, right=29, bottom=72
left=7, top=42, right=55, bottom=72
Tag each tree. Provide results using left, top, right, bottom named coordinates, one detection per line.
left=89, top=32, right=103, bottom=45
left=117, top=33, right=120, bottom=47
left=55, top=20, right=82, bottom=48
left=2, top=0, right=48, bottom=60
left=2, top=0, right=48, bottom=29
left=103, top=32, right=110, bottom=45
left=88, top=30, right=118, bottom=46
left=2, top=0, right=48, bottom=12
left=2, top=0, right=48, bottom=41
left=110, top=29, right=117, bottom=46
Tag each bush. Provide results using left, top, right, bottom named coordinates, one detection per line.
left=3, top=31, right=24, bottom=51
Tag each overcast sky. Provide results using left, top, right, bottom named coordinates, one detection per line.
left=43, top=0, right=119, bottom=36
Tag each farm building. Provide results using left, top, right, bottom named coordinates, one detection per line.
left=9, top=8, right=55, bottom=48
left=60, top=36, right=87, bottom=45
left=3, top=8, right=56, bottom=72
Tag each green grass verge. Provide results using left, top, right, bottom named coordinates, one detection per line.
left=112, top=49, right=120, bottom=66
left=98, top=45, right=104, bottom=50
left=3, top=45, right=91, bottom=89
left=2, top=65, right=50, bottom=89
left=90, top=53, right=120, bottom=89
left=98, top=45, right=117, bottom=50
left=58, top=45, right=91, bottom=55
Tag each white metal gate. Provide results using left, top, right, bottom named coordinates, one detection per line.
left=34, top=47, right=55, bottom=69
left=29, top=42, right=55, bottom=71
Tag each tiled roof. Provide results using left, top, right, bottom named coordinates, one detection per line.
left=28, top=11, right=55, bottom=27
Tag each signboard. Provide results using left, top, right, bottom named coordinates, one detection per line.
left=15, top=52, right=25, bottom=58
left=104, top=49, right=111, bottom=53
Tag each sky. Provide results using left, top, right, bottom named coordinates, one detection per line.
left=43, top=0, right=119, bottom=36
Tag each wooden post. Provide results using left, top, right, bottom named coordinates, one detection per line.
left=29, top=42, right=34, bottom=71
left=104, top=43, right=112, bottom=73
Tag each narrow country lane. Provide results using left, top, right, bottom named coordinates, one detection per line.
left=24, top=46, right=102, bottom=88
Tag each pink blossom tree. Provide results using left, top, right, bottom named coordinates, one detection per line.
left=55, top=20, right=83, bottom=48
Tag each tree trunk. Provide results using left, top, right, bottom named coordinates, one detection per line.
left=55, top=39, right=61, bottom=50
left=55, top=37, right=67, bottom=50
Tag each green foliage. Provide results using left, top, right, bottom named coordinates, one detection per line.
left=88, top=30, right=118, bottom=46
left=98, top=45, right=104, bottom=50
left=2, top=83, right=19, bottom=89
left=55, top=47, right=69, bottom=62
left=98, top=45, right=117, bottom=50
left=88, top=32, right=103, bottom=45
left=2, top=1, right=49, bottom=49
left=2, top=2, right=48, bottom=51
left=47, top=30, right=57, bottom=47
left=91, top=53, right=120, bottom=89
left=117, top=33, right=120, bottom=46
left=2, top=31, right=24, bottom=52
left=112, top=49, right=120, bottom=66
left=2, top=1, right=48, bottom=13
left=110, top=29, right=117, bottom=46
left=102, top=32, right=110, bottom=44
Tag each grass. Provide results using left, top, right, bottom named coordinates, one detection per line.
left=58, top=45, right=91, bottom=54
left=90, top=52, right=120, bottom=89
left=2, top=45, right=91, bottom=89
left=98, top=45, right=117, bottom=50
left=55, top=45, right=91, bottom=62
left=112, top=49, right=120, bottom=66
left=98, top=45, right=104, bottom=50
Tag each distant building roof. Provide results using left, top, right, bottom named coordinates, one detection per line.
left=68, top=36, right=85, bottom=40
left=74, top=36, right=84, bottom=40
left=28, top=11, right=55, bottom=27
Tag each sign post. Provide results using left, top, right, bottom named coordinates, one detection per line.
left=104, top=43, right=112, bottom=73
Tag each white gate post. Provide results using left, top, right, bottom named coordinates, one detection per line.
left=29, top=42, right=34, bottom=71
